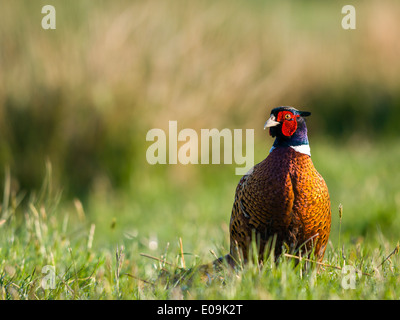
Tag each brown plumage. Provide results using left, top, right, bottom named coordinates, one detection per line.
left=228, top=107, right=331, bottom=264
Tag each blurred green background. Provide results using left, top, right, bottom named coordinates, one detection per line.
left=1, top=0, right=400, bottom=255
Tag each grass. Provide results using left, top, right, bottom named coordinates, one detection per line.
left=1, top=140, right=400, bottom=300
left=1, top=0, right=400, bottom=300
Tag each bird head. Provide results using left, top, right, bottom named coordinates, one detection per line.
left=264, top=106, right=311, bottom=138
left=264, top=106, right=312, bottom=151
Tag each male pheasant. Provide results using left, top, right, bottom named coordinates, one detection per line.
left=228, top=106, right=331, bottom=264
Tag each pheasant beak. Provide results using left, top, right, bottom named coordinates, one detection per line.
left=263, top=115, right=280, bottom=130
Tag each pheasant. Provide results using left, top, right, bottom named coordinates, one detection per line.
left=228, top=106, right=331, bottom=265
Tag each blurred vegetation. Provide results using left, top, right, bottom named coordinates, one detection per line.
left=0, top=0, right=400, bottom=244
left=1, top=0, right=400, bottom=300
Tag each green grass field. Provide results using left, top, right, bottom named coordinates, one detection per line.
left=1, top=138, right=399, bottom=300
left=1, top=1, right=400, bottom=300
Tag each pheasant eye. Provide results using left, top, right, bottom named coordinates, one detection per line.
left=285, top=113, right=292, bottom=120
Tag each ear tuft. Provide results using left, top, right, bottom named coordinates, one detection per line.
left=299, top=111, right=311, bottom=117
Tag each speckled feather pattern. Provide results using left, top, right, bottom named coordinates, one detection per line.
left=229, top=147, right=331, bottom=262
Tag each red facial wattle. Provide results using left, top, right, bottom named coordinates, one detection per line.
left=276, top=111, right=299, bottom=137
